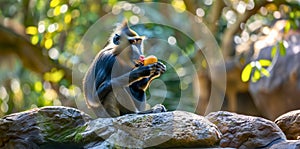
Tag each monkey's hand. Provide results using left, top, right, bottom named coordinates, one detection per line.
left=150, top=61, right=166, bottom=79
left=130, top=61, right=166, bottom=82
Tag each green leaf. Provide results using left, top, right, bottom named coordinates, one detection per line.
left=279, top=41, right=286, bottom=56
left=259, top=59, right=272, bottom=67
left=289, top=12, right=295, bottom=19
left=34, top=81, right=43, bottom=92
left=284, top=20, right=291, bottom=33
left=241, top=63, right=253, bottom=82
left=252, top=69, right=261, bottom=82
left=271, top=45, right=277, bottom=58
left=261, top=68, right=270, bottom=77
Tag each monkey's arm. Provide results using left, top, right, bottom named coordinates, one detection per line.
left=96, top=63, right=160, bottom=100
left=96, top=81, right=113, bottom=101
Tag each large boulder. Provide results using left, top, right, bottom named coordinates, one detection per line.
left=249, top=28, right=300, bottom=120
left=0, top=106, right=92, bottom=149
left=0, top=106, right=221, bottom=148
left=275, top=110, right=300, bottom=140
left=206, top=111, right=286, bottom=148
left=83, top=111, right=221, bottom=148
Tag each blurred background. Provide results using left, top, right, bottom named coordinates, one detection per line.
left=0, top=0, right=299, bottom=120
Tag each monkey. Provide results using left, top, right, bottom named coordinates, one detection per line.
left=83, top=21, right=167, bottom=118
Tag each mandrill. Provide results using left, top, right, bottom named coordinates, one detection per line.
left=83, top=21, right=167, bottom=118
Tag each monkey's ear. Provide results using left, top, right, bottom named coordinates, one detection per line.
left=120, top=19, right=128, bottom=28
left=119, top=19, right=131, bottom=33
left=113, top=19, right=129, bottom=34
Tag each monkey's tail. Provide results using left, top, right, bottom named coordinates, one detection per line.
left=85, top=94, right=101, bottom=108
left=82, top=69, right=101, bottom=108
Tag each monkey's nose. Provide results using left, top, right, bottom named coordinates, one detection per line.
left=139, top=55, right=145, bottom=62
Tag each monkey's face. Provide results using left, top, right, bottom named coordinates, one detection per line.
left=112, top=22, right=145, bottom=70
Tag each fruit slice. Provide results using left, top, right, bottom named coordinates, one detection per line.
left=144, top=55, right=158, bottom=66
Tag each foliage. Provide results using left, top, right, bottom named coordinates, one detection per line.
left=0, top=0, right=100, bottom=116
left=241, top=4, right=300, bottom=82
left=241, top=59, right=271, bottom=82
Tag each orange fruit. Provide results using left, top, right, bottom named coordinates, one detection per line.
left=144, top=55, right=158, bottom=66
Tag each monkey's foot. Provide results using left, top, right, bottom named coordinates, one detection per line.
left=151, top=104, right=167, bottom=113
left=137, top=104, right=167, bottom=114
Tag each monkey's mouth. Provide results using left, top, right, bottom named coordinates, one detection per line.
left=134, top=55, right=145, bottom=67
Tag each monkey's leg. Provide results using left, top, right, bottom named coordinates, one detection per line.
left=102, top=93, right=121, bottom=117
left=98, top=87, right=141, bottom=116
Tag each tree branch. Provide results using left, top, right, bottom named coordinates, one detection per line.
left=0, top=24, right=72, bottom=82
left=221, top=0, right=287, bottom=59
left=206, top=0, right=225, bottom=35
left=183, top=0, right=197, bottom=14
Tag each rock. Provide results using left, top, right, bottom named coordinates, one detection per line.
left=206, top=111, right=286, bottom=148
left=249, top=28, right=300, bottom=120
left=1, top=107, right=221, bottom=148
left=275, top=110, right=300, bottom=140
left=0, top=106, right=92, bottom=149
left=269, top=140, right=300, bottom=149
left=83, top=111, right=221, bottom=148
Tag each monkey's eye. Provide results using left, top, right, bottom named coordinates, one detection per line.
left=113, top=34, right=120, bottom=45
left=129, top=38, right=142, bottom=44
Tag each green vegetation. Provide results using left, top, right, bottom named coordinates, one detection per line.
left=241, top=59, right=271, bottom=82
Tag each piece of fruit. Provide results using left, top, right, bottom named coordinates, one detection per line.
left=143, top=55, right=158, bottom=66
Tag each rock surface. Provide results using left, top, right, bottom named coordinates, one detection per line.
left=275, top=110, right=300, bottom=140
left=269, top=140, right=300, bottom=149
left=83, top=111, right=221, bottom=148
left=0, top=106, right=92, bottom=149
left=0, top=107, right=221, bottom=148
left=206, top=111, right=286, bottom=148
left=3, top=106, right=300, bottom=149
